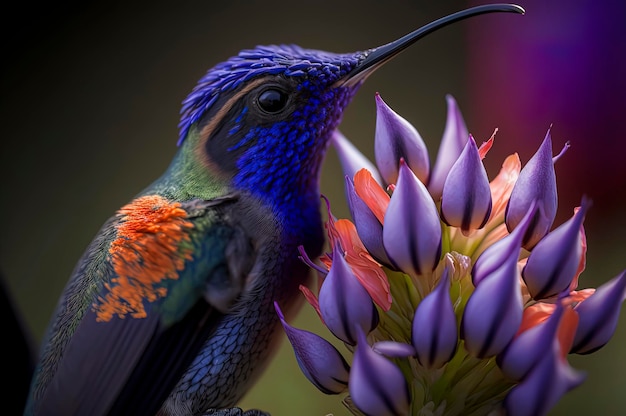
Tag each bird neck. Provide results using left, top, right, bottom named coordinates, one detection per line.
left=147, top=142, right=230, bottom=202
left=229, top=113, right=337, bottom=239
left=148, top=134, right=327, bottom=246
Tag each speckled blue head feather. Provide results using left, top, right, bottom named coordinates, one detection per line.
left=177, top=44, right=364, bottom=145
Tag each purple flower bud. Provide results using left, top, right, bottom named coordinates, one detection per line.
left=412, top=266, right=458, bottom=369
left=504, top=342, right=585, bottom=416
left=472, top=201, right=537, bottom=286
left=350, top=328, right=410, bottom=416
left=505, top=130, right=562, bottom=249
left=461, top=235, right=524, bottom=358
left=319, top=243, right=379, bottom=346
left=440, top=135, right=492, bottom=235
left=331, top=129, right=383, bottom=186
left=497, top=304, right=564, bottom=381
left=374, top=93, right=430, bottom=185
left=383, top=160, right=442, bottom=276
left=571, top=270, right=626, bottom=354
left=522, top=198, right=590, bottom=300
left=275, top=302, right=350, bottom=394
left=428, top=94, right=469, bottom=201
left=345, top=176, right=392, bottom=267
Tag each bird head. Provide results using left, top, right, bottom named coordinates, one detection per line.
left=172, top=4, right=524, bottom=212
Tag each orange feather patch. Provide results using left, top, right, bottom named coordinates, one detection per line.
left=93, top=195, right=194, bottom=322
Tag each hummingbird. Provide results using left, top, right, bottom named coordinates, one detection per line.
left=24, top=4, right=524, bottom=416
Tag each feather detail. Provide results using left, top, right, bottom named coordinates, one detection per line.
left=93, top=195, right=194, bottom=322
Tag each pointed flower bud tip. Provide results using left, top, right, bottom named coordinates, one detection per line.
left=332, top=129, right=383, bottom=186
left=522, top=197, right=591, bottom=300
left=504, top=342, right=586, bottom=416
left=318, top=243, right=379, bottom=346
left=472, top=201, right=537, bottom=286
left=571, top=269, right=626, bottom=354
left=374, top=93, right=430, bottom=185
left=462, top=241, right=524, bottom=357
left=383, top=160, right=442, bottom=276
left=275, top=302, right=350, bottom=394
left=345, top=176, right=391, bottom=266
left=506, top=130, right=558, bottom=249
left=440, top=135, right=492, bottom=235
left=350, top=328, right=410, bottom=416
left=498, top=304, right=564, bottom=381
left=428, top=94, right=469, bottom=201
left=412, top=267, right=458, bottom=369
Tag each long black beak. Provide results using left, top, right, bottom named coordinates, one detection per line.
left=338, top=3, right=525, bottom=87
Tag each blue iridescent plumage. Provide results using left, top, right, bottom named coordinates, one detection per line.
left=178, top=44, right=364, bottom=145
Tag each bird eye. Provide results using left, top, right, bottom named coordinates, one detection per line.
left=257, top=88, right=288, bottom=113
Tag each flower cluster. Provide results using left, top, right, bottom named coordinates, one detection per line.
left=275, top=93, right=626, bottom=416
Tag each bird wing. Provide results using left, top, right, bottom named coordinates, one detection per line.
left=30, top=193, right=255, bottom=416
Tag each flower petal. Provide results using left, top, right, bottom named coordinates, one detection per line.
left=345, top=176, right=392, bottom=267
left=350, top=328, right=410, bottom=416
left=504, top=342, right=585, bottom=416
left=321, top=197, right=392, bottom=310
left=354, top=168, right=390, bottom=225
left=429, top=94, right=469, bottom=201
left=411, top=266, right=458, bottom=369
left=375, top=93, right=430, bottom=185
left=299, top=284, right=323, bottom=323
left=333, top=218, right=392, bottom=310
left=477, top=129, right=496, bottom=159
left=275, top=302, right=350, bottom=394
left=440, top=135, right=492, bottom=235
left=319, top=243, right=379, bottom=345
left=383, top=160, right=442, bottom=276
left=332, top=129, right=384, bottom=186
left=492, top=153, right=522, bottom=215
left=516, top=301, right=557, bottom=335
left=522, top=197, right=590, bottom=299
left=571, top=270, right=626, bottom=354
left=497, top=303, right=564, bottom=380
left=569, top=206, right=588, bottom=291
left=462, top=239, right=524, bottom=358
left=472, top=201, right=536, bottom=286
left=505, top=129, right=563, bottom=249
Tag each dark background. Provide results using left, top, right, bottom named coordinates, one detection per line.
left=2, top=1, right=625, bottom=414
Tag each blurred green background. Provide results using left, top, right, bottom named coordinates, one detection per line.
left=2, top=1, right=625, bottom=415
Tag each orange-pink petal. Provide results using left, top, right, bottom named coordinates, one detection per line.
left=477, top=128, right=497, bottom=159
left=354, top=168, right=390, bottom=224
left=488, top=153, right=521, bottom=223
left=567, top=288, right=595, bottom=303
left=299, top=284, right=324, bottom=323
left=333, top=219, right=392, bottom=311
left=517, top=302, right=556, bottom=335
left=556, top=307, right=579, bottom=358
